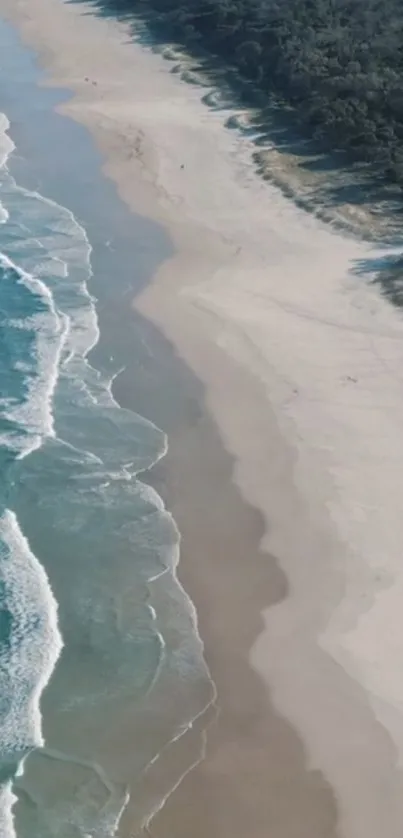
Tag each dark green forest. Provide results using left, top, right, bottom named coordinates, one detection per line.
left=87, top=0, right=403, bottom=191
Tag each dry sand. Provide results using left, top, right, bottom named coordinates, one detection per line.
left=3, top=0, right=403, bottom=836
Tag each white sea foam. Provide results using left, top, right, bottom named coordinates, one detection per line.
left=0, top=509, right=63, bottom=836
left=0, top=252, right=69, bottom=457
left=0, top=113, right=14, bottom=170
left=0, top=113, right=13, bottom=227
left=0, top=785, right=17, bottom=838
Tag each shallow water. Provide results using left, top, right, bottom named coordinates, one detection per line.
left=0, top=17, right=212, bottom=838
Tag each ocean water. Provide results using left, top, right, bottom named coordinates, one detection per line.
left=0, top=106, right=211, bottom=838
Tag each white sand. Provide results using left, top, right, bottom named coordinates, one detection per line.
left=3, top=0, right=403, bottom=835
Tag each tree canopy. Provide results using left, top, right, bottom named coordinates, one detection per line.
left=90, top=0, right=403, bottom=190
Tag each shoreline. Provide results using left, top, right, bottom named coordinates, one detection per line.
left=0, top=15, right=216, bottom=836
left=3, top=1, right=403, bottom=837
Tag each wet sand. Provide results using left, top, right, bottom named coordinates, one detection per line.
left=145, top=369, right=340, bottom=838
left=3, top=1, right=403, bottom=837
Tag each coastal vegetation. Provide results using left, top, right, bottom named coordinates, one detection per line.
left=87, top=0, right=403, bottom=192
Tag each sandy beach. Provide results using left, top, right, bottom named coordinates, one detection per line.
left=3, top=0, right=403, bottom=836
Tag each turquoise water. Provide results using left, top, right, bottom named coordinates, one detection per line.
left=0, top=19, right=212, bottom=838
